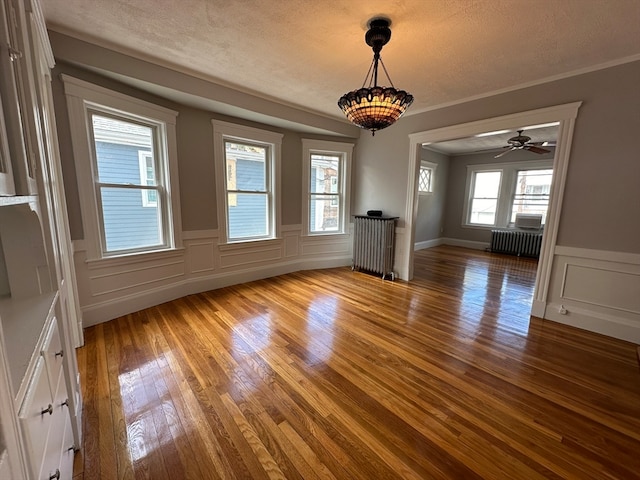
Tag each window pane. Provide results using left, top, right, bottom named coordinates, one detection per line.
left=225, top=142, right=266, bottom=191
left=92, top=114, right=154, bottom=185
left=469, top=171, right=501, bottom=225
left=100, top=186, right=162, bottom=252
left=511, top=169, right=553, bottom=223
left=228, top=193, right=268, bottom=239
left=470, top=198, right=497, bottom=224
left=473, top=171, right=501, bottom=197
left=310, top=195, right=340, bottom=233
left=419, top=167, right=432, bottom=192
left=310, top=154, right=340, bottom=194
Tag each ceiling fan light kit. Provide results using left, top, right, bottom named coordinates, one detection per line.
left=338, top=17, right=414, bottom=135
left=494, top=130, right=552, bottom=158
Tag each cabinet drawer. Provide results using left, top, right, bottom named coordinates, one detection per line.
left=18, top=356, right=53, bottom=479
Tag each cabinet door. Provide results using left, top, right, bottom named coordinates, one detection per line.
left=0, top=93, right=16, bottom=195
left=18, top=356, right=52, bottom=479
left=0, top=0, right=38, bottom=195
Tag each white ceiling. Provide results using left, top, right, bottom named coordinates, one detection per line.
left=41, top=0, right=640, bottom=124
left=426, top=124, right=559, bottom=155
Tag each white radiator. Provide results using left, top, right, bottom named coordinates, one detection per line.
left=353, top=215, right=397, bottom=279
left=490, top=229, right=543, bottom=258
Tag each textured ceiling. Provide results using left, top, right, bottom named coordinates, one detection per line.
left=427, top=124, right=559, bottom=155
left=41, top=0, right=640, bottom=122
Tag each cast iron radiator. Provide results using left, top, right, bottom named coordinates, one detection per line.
left=490, top=229, right=543, bottom=258
left=353, top=215, right=398, bottom=279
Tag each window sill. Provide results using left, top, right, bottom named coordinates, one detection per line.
left=303, top=232, right=350, bottom=240
left=218, top=237, right=282, bottom=251
left=461, top=224, right=500, bottom=231
left=86, top=247, right=185, bottom=269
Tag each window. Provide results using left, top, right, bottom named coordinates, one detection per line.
left=213, top=121, right=282, bottom=243
left=468, top=170, right=502, bottom=225
left=302, top=139, right=353, bottom=235
left=510, top=169, right=553, bottom=223
left=463, top=160, right=553, bottom=228
left=418, top=161, right=437, bottom=194
left=63, top=75, right=182, bottom=260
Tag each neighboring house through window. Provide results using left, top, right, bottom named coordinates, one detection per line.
left=463, top=160, right=553, bottom=228
left=62, top=75, right=182, bottom=259
left=302, top=139, right=353, bottom=235
left=212, top=120, right=282, bottom=243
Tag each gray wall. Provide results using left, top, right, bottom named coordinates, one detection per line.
left=442, top=149, right=554, bottom=243
left=50, top=62, right=354, bottom=240
left=414, top=148, right=448, bottom=243
left=354, top=60, right=640, bottom=254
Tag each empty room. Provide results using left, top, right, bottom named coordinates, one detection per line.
left=0, top=1, right=639, bottom=479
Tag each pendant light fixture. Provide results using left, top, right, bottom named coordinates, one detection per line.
left=338, top=17, right=414, bottom=135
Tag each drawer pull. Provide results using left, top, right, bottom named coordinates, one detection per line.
left=61, top=398, right=69, bottom=407
left=41, top=404, right=53, bottom=416
left=49, top=469, right=60, bottom=480
left=67, top=444, right=76, bottom=452
left=55, top=350, right=64, bottom=358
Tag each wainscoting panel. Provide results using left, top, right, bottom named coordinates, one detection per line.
left=185, top=240, right=216, bottom=275
left=300, top=235, right=350, bottom=257
left=546, top=246, right=640, bottom=343
left=218, top=241, right=283, bottom=269
left=74, top=225, right=353, bottom=326
left=89, top=259, right=185, bottom=296
left=562, top=264, right=640, bottom=314
left=284, top=231, right=299, bottom=258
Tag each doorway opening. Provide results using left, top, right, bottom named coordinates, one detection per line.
left=402, top=102, right=581, bottom=318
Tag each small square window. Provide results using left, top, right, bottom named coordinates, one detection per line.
left=419, top=166, right=433, bottom=193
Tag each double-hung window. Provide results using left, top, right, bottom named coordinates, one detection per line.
left=63, top=75, right=181, bottom=259
left=463, top=160, right=553, bottom=228
left=510, top=169, right=553, bottom=223
left=468, top=170, right=502, bottom=225
left=302, top=139, right=352, bottom=235
left=213, top=121, right=282, bottom=243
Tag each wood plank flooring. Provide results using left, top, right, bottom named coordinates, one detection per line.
left=73, top=246, right=640, bottom=479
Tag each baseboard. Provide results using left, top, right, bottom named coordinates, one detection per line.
left=544, top=302, right=640, bottom=344
left=414, top=238, right=443, bottom=250
left=531, top=299, right=546, bottom=318
left=80, top=255, right=352, bottom=326
left=441, top=238, right=490, bottom=251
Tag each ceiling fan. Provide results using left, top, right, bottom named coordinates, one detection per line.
left=494, top=130, right=552, bottom=158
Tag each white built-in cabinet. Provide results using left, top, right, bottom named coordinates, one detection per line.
left=0, top=1, right=82, bottom=479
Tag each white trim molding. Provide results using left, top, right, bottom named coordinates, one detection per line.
left=544, top=246, right=640, bottom=343
left=404, top=102, right=582, bottom=324
left=73, top=225, right=353, bottom=326
left=301, top=138, right=353, bottom=237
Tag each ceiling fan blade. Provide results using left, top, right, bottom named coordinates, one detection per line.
left=526, top=145, right=551, bottom=154
left=494, top=147, right=516, bottom=158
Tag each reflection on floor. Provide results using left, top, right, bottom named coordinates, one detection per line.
left=73, top=245, right=640, bottom=480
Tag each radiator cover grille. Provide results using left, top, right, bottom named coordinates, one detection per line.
left=353, top=216, right=397, bottom=279
left=490, top=230, right=542, bottom=258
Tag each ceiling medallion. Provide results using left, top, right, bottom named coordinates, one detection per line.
left=338, top=17, right=414, bottom=136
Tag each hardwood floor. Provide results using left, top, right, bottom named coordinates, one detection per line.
left=73, top=246, right=640, bottom=479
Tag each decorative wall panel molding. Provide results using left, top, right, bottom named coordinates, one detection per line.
left=546, top=246, right=640, bottom=343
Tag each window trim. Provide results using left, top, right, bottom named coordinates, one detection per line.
left=137, top=150, right=157, bottom=208
left=418, top=161, right=436, bottom=195
left=302, top=139, right=353, bottom=237
left=212, top=120, right=282, bottom=244
left=462, top=159, right=553, bottom=229
left=62, top=75, right=182, bottom=261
